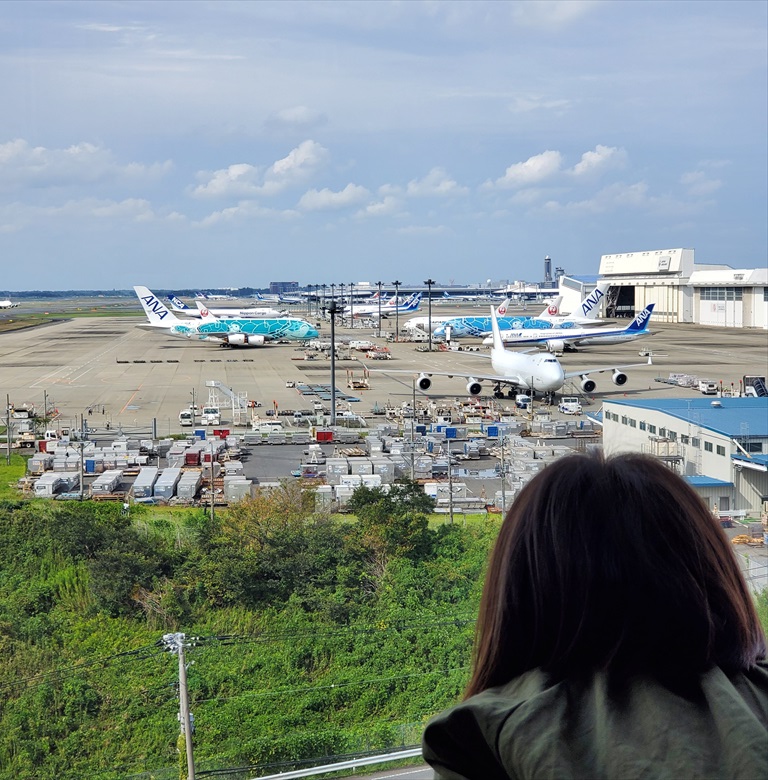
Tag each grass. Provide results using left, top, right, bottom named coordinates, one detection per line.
left=0, top=453, right=30, bottom=499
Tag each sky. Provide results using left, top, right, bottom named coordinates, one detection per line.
left=0, top=0, right=766, bottom=291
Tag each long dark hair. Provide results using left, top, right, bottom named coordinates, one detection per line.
left=466, top=452, right=766, bottom=697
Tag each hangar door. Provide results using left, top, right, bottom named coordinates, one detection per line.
left=605, top=286, right=635, bottom=319
left=699, top=288, right=744, bottom=327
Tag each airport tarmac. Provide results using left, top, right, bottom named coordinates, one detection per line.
left=1, top=302, right=766, bottom=436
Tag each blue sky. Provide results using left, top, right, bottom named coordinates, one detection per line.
left=1, top=0, right=765, bottom=291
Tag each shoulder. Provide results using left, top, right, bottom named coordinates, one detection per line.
left=422, top=670, right=556, bottom=779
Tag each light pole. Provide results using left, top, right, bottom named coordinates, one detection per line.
left=328, top=299, right=339, bottom=426
left=392, top=280, right=401, bottom=342
left=375, top=281, right=383, bottom=338
left=321, top=284, right=327, bottom=315
left=349, top=281, right=354, bottom=328
left=424, top=278, right=435, bottom=351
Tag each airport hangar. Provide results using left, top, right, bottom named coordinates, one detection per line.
left=601, top=396, right=768, bottom=519
left=557, top=247, right=768, bottom=328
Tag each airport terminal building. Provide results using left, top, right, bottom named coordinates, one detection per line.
left=602, top=397, right=768, bottom=518
left=560, top=247, right=768, bottom=328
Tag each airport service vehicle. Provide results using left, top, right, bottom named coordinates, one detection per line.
left=200, top=406, right=221, bottom=426
left=349, top=340, right=375, bottom=351
left=483, top=305, right=655, bottom=353
left=134, top=286, right=319, bottom=347
left=515, top=394, right=532, bottom=409
left=179, top=409, right=195, bottom=426
left=558, top=397, right=583, bottom=414
left=699, top=380, right=718, bottom=395
left=368, top=305, right=651, bottom=399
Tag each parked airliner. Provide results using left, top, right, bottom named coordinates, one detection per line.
left=167, top=295, right=286, bottom=319
left=404, top=297, right=517, bottom=334
left=344, top=292, right=422, bottom=318
left=0, top=299, right=20, bottom=308
left=374, top=305, right=650, bottom=397
left=433, top=283, right=611, bottom=338
left=481, top=304, right=655, bottom=352
left=134, top=286, right=318, bottom=346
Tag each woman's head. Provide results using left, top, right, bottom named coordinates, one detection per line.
left=466, top=451, right=766, bottom=697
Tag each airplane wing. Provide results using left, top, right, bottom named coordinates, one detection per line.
left=561, top=355, right=652, bottom=380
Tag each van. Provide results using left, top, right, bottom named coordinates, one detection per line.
left=515, top=394, right=532, bottom=410
left=558, top=397, right=583, bottom=415
left=698, top=380, right=718, bottom=395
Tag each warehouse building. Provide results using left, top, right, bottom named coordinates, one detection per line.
left=602, top=397, right=768, bottom=519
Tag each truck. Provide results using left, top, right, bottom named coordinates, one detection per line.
left=558, top=397, right=583, bottom=415
left=698, top=379, right=718, bottom=395
left=12, top=432, right=37, bottom=449
left=200, top=405, right=221, bottom=426
left=179, top=409, right=194, bottom=426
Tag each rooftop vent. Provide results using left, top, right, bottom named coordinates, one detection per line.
left=710, top=400, right=722, bottom=408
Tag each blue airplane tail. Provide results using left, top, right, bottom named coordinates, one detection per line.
left=626, top=304, right=655, bottom=331
left=403, top=292, right=422, bottom=311
left=168, top=295, right=191, bottom=310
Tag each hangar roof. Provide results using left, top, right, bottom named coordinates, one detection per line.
left=685, top=476, right=734, bottom=487
left=604, top=397, right=768, bottom=438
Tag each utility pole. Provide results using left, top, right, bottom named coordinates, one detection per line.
left=162, top=633, right=196, bottom=780
left=499, top=434, right=506, bottom=514
left=5, top=394, right=12, bottom=466
left=328, top=300, right=338, bottom=426
left=447, top=438, right=454, bottom=525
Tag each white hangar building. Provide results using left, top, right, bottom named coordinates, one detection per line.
left=559, top=248, right=767, bottom=328
left=602, top=397, right=768, bottom=519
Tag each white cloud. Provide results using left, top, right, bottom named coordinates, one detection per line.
left=197, top=201, right=300, bottom=227
left=406, top=167, right=468, bottom=197
left=570, top=145, right=626, bottom=177
left=193, top=140, right=329, bottom=199
left=356, top=196, right=403, bottom=218
left=265, top=106, right=327, bottom=132
left=298, top=183, right=370, bottom=211
left=485, top=150, right=563, bottom=189
left=0, top=197, right=160, bottom=232
left=0, top=139, right=171, bottom=188
left=192, top=163, right=262, bottom=198
left=680, top=170, right=722, bottom=197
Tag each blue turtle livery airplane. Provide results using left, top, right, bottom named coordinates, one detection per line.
left=432, top=282, right=611, bottom=338
left=370, top=304, right=651, bottom=398
left=134, top=286, right=318, bottom=346
left=482, top=304, right=655, bottom=353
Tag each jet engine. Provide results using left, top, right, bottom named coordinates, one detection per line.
left=580, top=375, right=596, bottom=393
left=546, top=340, right=566, bottom=354
left=226, top=334, right=266, bottom=346
left=417, top=374, right=432, bottom=391
left=612, top=370, right=628, bottom=386
left=466, top=379, right=483, bottom=396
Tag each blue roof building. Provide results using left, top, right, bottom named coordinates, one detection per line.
left=603, top=397, right=768, bottom=519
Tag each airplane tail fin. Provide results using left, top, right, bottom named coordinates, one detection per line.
left=194, top=300, right=221, bottom=322
left=579, top=281, right=611, bottom=319
left=168, top=295, right=190, bottom=311
left=539, top=296, right=563, bottom=318
left=489, top=305, right=506, bottom=356
left=495, top=297, right=512, bottom=316
left=134, top=286, right=180, bottom=326
left=626, top=304, right=655, bottom=332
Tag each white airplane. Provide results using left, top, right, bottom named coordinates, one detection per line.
left=482, top=304, right=655, bottom=353
left=0, top=299, right=20, bottom=308
left=167, top=294, right=286, bottom=319
left=194, top=292, right=236, bottom=300
left=134, top=286, right=318, bottom=346
left=377, top=305, right=651, bottom=398
left=344, top=292, right=422, bottom=318
left=404, top=297, right=517, bottom=334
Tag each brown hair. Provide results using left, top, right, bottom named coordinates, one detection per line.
left=466, top=452, right=766, bottom=697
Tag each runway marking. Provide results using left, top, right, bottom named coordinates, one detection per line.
left=119, top=386, right=143, bottom=416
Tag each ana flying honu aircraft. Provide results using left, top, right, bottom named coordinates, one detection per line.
left=482, top=304, right=655, bottom=353
left=373, top=304, right=650, bottom=398
left=134, top=286, right=318, bottom=346
left=432, top=282, right=611, bottom=338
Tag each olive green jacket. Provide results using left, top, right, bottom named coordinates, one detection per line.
left=423, top=664, right=768, bottom=780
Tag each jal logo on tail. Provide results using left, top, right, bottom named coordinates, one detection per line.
left=498, top=304, right=508, bottom=315
left=141, top=294, right=169, bottom=320
left=581, top=288, right=605, bottom=316
left=201, top=308, right=210, bottom=317
left=547, top=304, right=559, bottom=315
